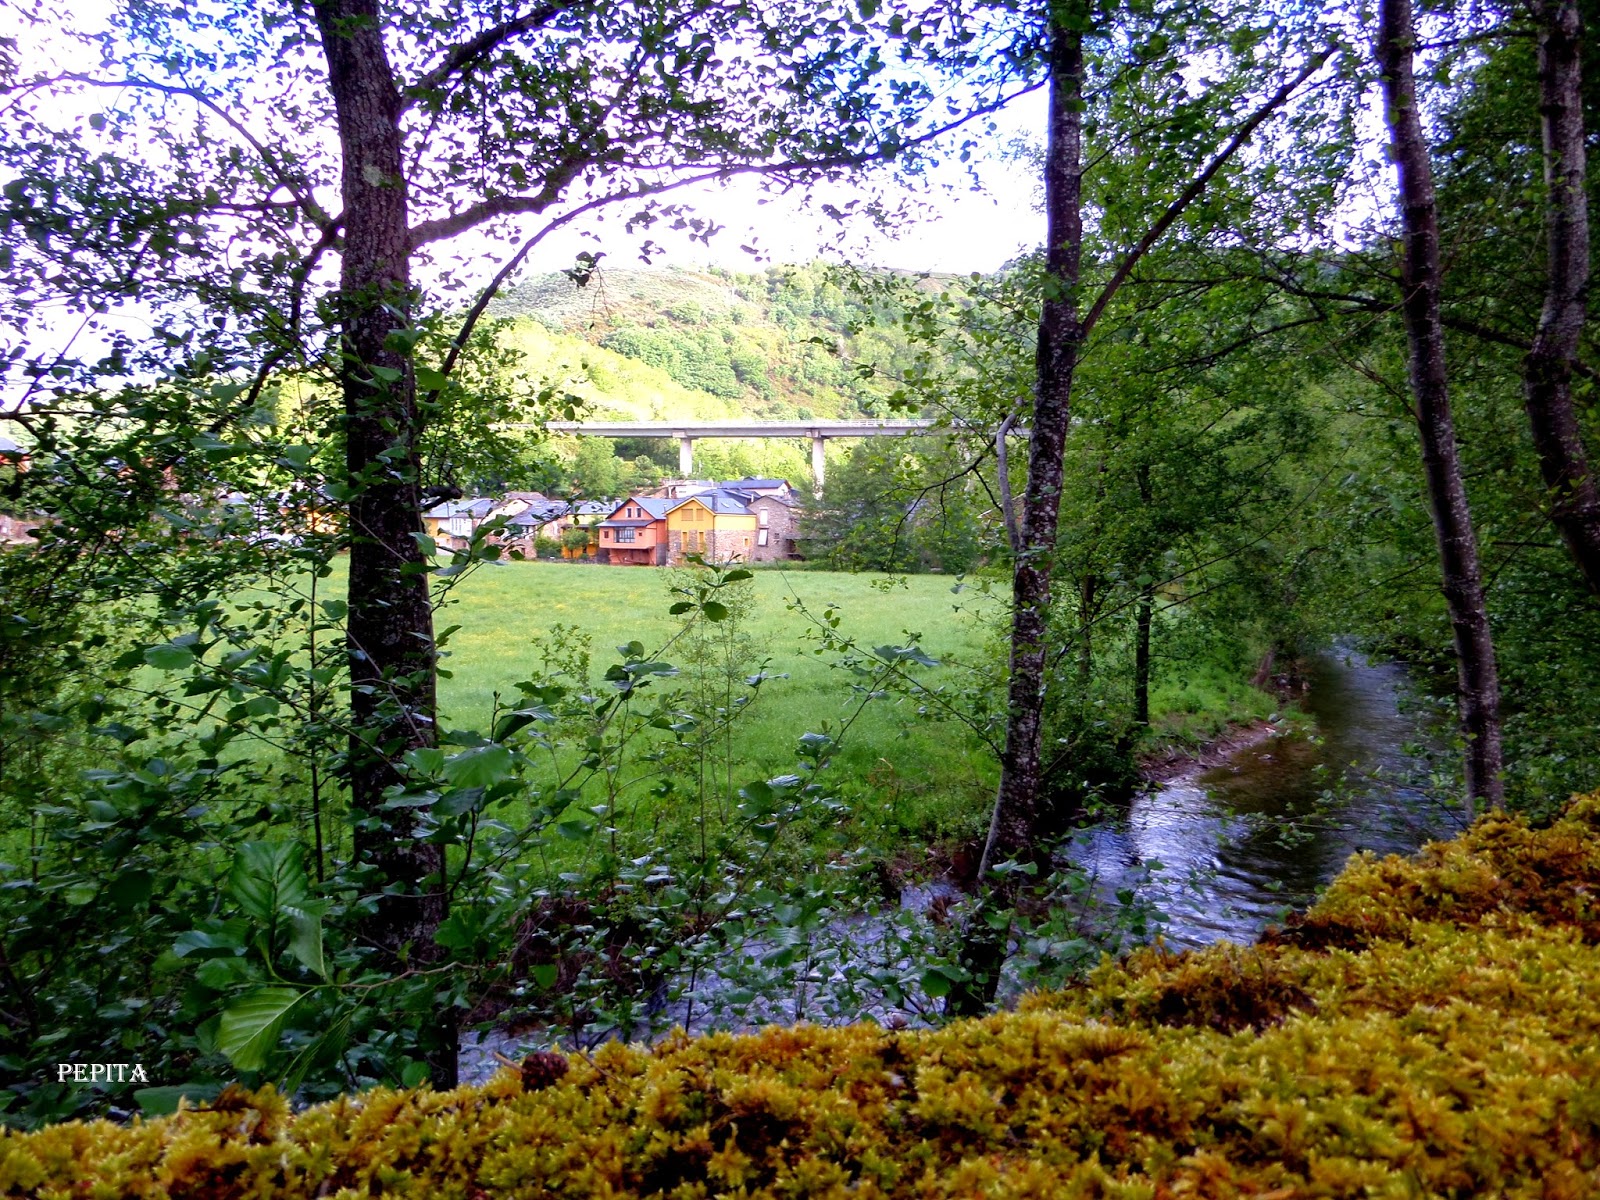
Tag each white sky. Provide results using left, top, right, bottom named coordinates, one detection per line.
left=517, top=111, right=1049, bottom=279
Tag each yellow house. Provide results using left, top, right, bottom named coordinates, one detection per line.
left=664, top=491, right=757, bottom=564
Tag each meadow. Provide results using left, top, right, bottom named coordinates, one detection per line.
left=432, top=560, right=1006, bottom=851
left=425, top=559, right=1277, bottom=861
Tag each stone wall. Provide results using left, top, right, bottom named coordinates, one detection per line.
left=746, top=497, right=798, bottom=562
left=667, top=527, right=751, bottom=565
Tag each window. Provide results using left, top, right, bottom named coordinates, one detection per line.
left=758, top=509, right=769, bottom=528
left=448, top=515, right=470, bottom=538
left=616, top=527, right=637, bottom=543
left=757, top=529, right=769, bottom=547
left=602, top=529, right=611, bottom=540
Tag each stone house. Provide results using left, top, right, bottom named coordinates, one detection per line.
left=745, top=494, right=799, bottom=562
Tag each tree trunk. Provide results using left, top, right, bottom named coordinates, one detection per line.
left=1133, top=582, right=1154, bottom=727
left=314, top=0, right=456, bottom=1085
left=1378, top=0, right=1505, bottom=814
left=978, top=15, right=1086, bottom=877
left=1133, top=464, right=1154, bottom=728
left=1525, top=0, right=1600, bottom=596
left=946, top=9, right=1085, bottom=1019
left=1076, top=573, right=1097, bottom=690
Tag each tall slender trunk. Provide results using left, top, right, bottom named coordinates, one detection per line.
left=1076, top=573, right=1097, bottom=689
left=1133, top=464, right=1154, bottom=728
left=314, top=0, right=455, bottom=1084
left=979, top=16, right=1086, bottom=877
left=1378, top=0, right=1505, bottom=814
left=1525, top=0, right=1600, bottom=595
left=1133, top=584, right=1154, bottom=727
left=946, top=10, right=1085, bottom=1020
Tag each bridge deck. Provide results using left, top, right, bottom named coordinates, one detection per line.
left=533, top=420, right=936, bottom=438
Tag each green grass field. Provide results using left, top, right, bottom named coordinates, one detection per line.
left=433, top=561, right=1005, bottom=850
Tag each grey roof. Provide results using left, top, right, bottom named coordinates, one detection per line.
left=0, top=435, right=24, bottom=455
left=506, top=500, right=570, bottom=526
left=599, top=518, right=655, bottom=528
left=721, top=478, right=789, bottom=490
left=424, top=498, right=495, bottom=520
left=676, top=490, right=751, bottom=515
left=608, top=496, right=677, bottom=520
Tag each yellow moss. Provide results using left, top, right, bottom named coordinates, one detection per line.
left=8, top=795, right=1600, bottom=1197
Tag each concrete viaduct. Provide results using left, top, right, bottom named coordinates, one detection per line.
left=530, top=419, right=938, bottom=489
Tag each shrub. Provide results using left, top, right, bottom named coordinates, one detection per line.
left=7, top=796, right=1600, bottom=1196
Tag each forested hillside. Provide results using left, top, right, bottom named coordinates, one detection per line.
left=492, top=263, right=937, bottom=421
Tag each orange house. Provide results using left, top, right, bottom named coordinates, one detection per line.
left=595, top=496, right=673, bottom=565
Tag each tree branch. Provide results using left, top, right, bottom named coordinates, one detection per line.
left=60, top=73, right=334, bottom=231
left=404, top=4, right=572, bottom=109
left=1081, top=49, right=1333, bottom=337
left=406, top=78, right=1047, bottom=248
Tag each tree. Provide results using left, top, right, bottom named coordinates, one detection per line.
left=978, top=8, right=1332, bottom=876
left=2, top=0, right=1033, bottom=1085
left=1522, top=0, right=1600, bottom=596
left=1377, top=0, right=1505, bottom=811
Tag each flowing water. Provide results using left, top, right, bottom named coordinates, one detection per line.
left=1071, top=645, right=1462, bottom=948
left=461, top=645, right=1454, bottom=1079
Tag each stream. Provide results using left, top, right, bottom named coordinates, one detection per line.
left=460, top=644, right=1456, bottom=1081
left=1072, top=644, right=1461, bottom=948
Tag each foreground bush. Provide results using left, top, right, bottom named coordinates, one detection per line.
left=6, top=797, right=1600, bottom=1198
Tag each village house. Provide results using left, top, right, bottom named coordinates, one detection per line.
left=664, top=490, right=757, bottom=563
left=0, top=434, right=37, bottom=546
left=720, top=477, right=801, bottom=505
left=497, top=494, right=570, bottom=555
left=744, top=493, right=799, bottom=562
left=422, top=497, right=496, bottom=551
left=595, top=495, right=674, bottom=565
left=647, top=479, right=719, bottom=500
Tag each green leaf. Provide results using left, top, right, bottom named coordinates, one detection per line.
left=135, top=1084, right=221, bottom=1116
left=702, top=600, right=729, bottom=622
left=433, top=907, right=484, bottom=953
left=195, top=957, right=248, bottom=990
left=415, top=366, right=450, bottom=393
left=228, top=841, right=311, bottom=923
left=920, top=965, right=964, bottom=998
left=173, top=925, right=248, bottom=957
left=218, top=987, right=306, bottom=1072
left=441, top=744, right=513, bottom=788
left=143, top=642, right=195, bottom=671
left=283, top=904, right=327, bottom=979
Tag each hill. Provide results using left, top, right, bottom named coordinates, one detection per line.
left=489, top=262, right=948, bottom=425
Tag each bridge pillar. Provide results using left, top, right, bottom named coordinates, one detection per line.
left=678, top=434, right=694, bottom=476
left=811, top=433, right=826, bottom=493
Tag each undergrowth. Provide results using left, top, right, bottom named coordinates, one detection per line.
left=7, top=794, right=1599, bottom=1198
